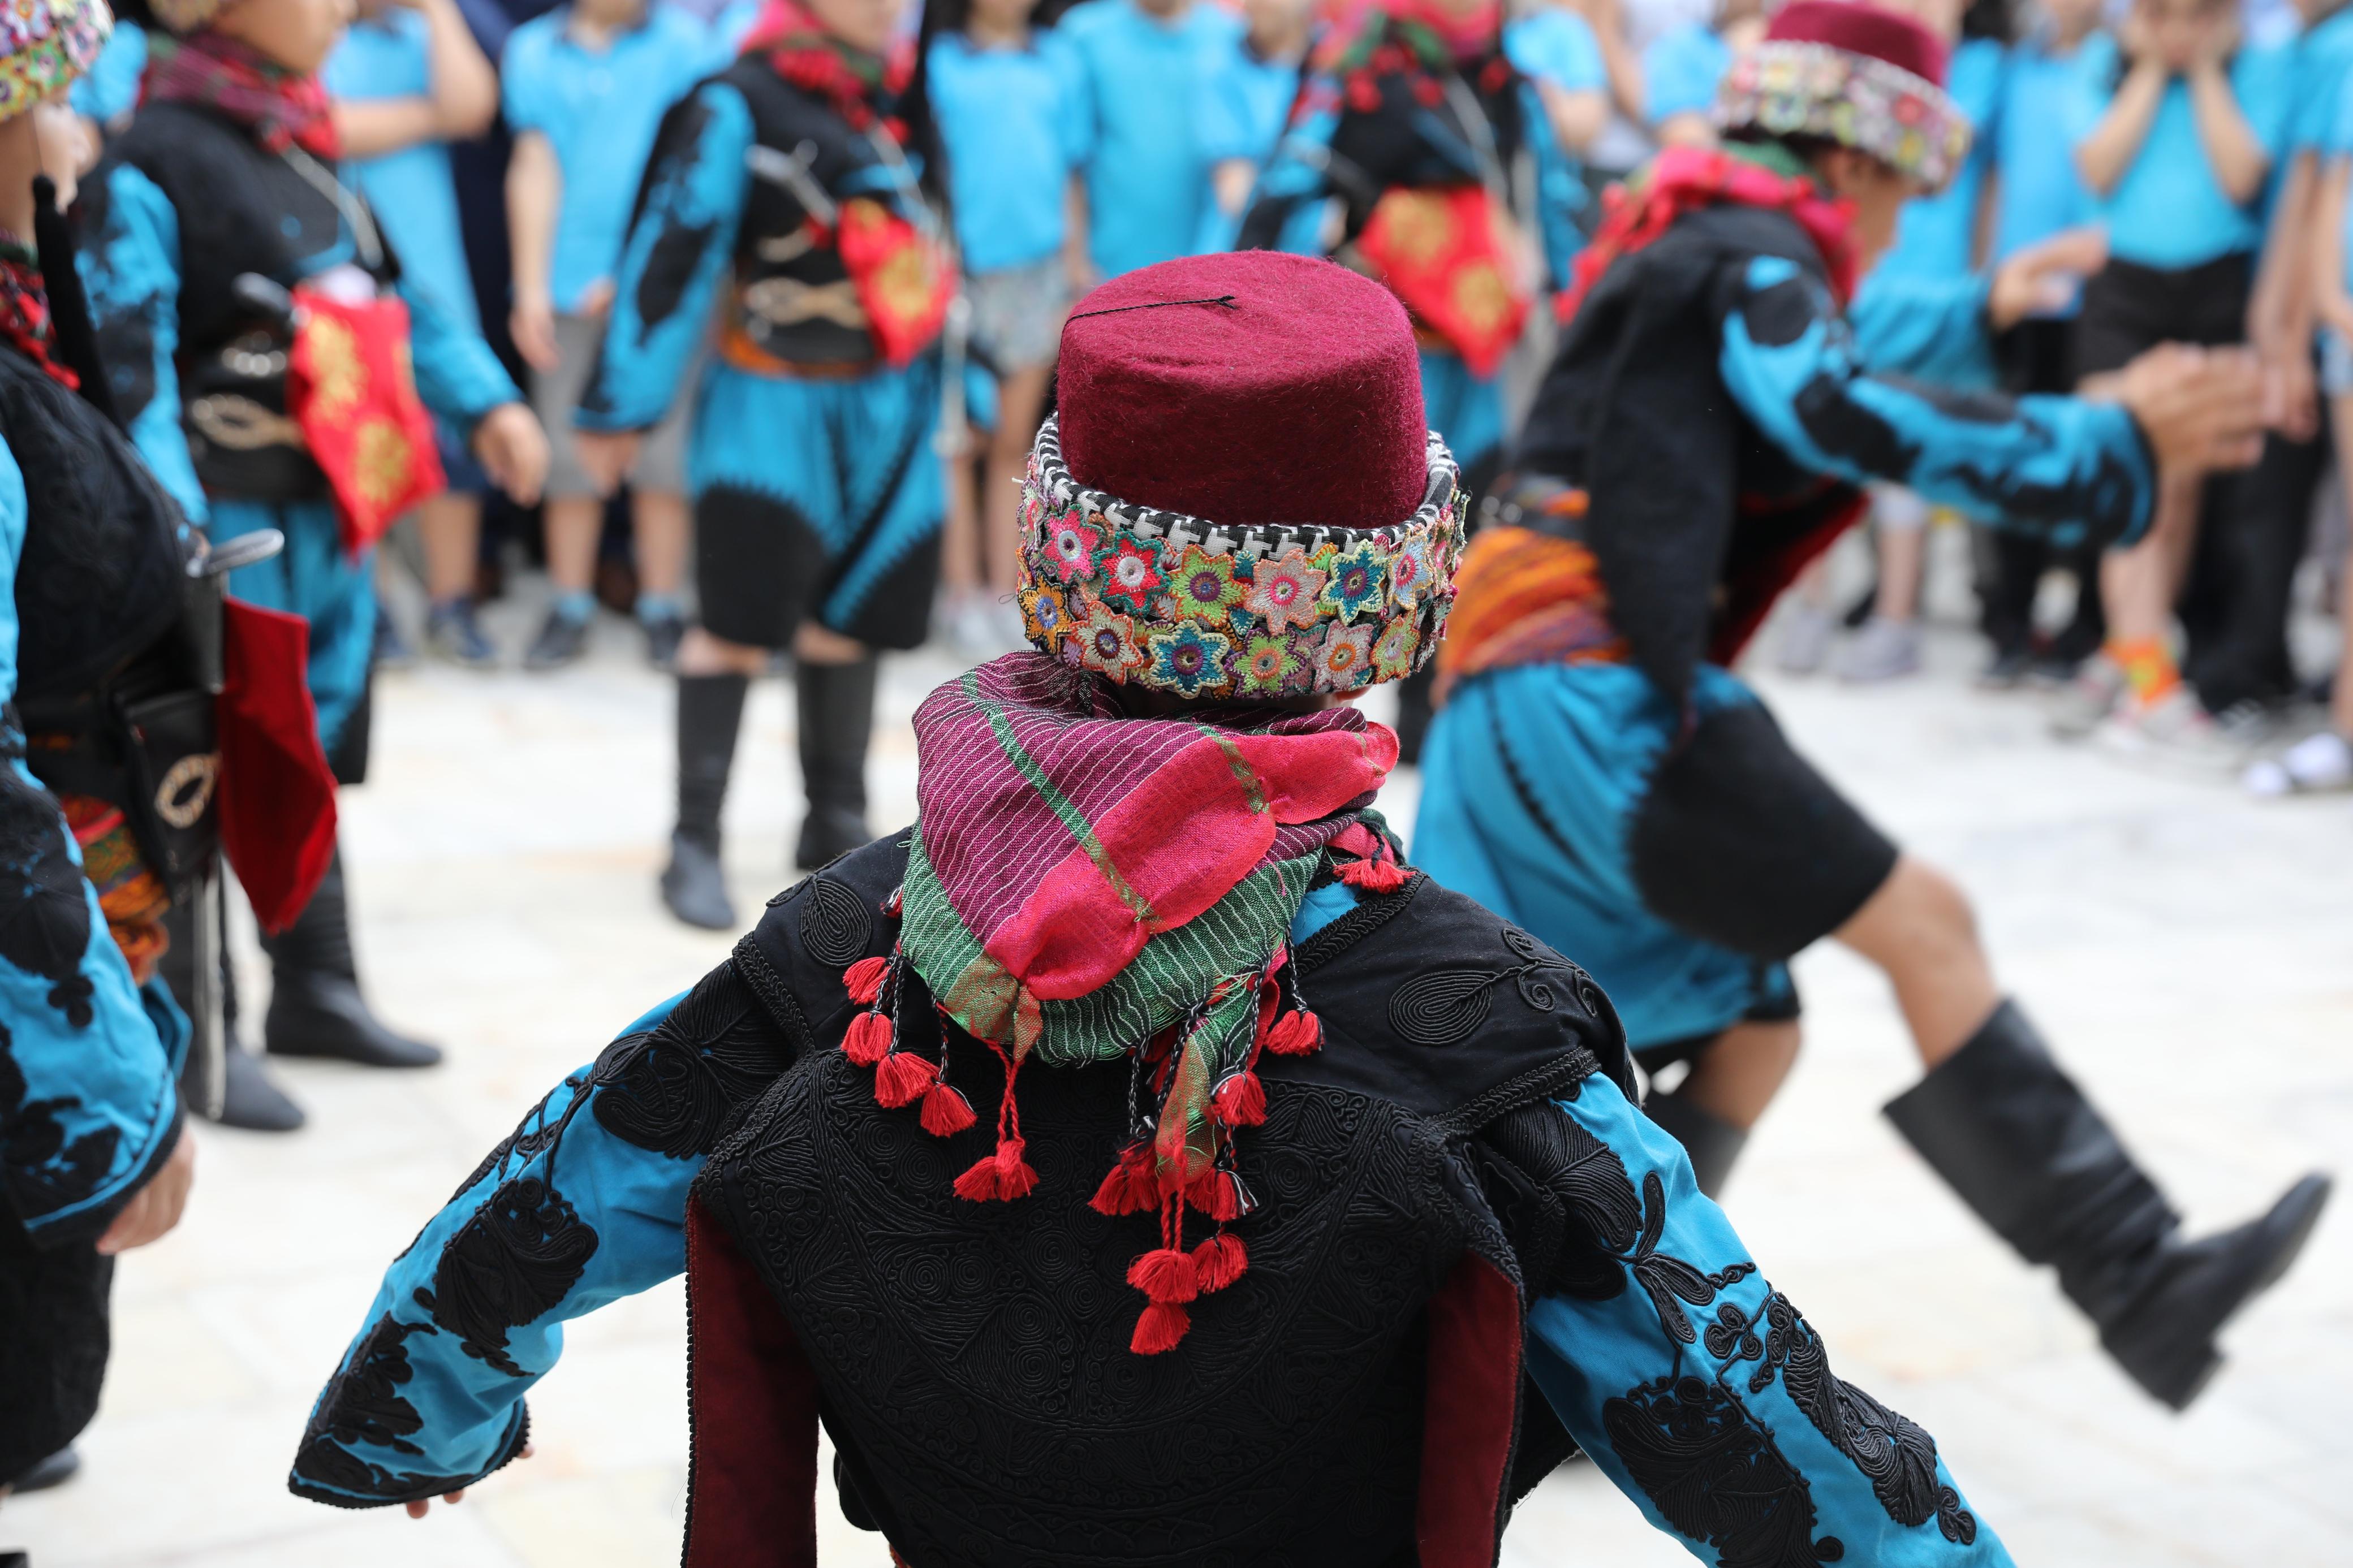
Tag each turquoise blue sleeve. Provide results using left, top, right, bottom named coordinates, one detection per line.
left=1643, top=25, right=1730, bottom=122
left=1718, top=254, right=2153, bottom=547
left=1046, top=29, right=1098, bottom=167
left=499, top=24, right=550, bottom=133
left=1234, top=97, right=1340, bottom=255
left=291, top=990, right=705, bottom=1505
left=399, top=262, right=522, bottom=429
left=1525, top=1074, right=2013, bottom=1565
left=575, top=80, right=752, bottom=433
left=1848, top=270, right=2000, bottom=390
left=1506, top=10, right=1605, bottom=92
left=79, top=162, right=208, bottom=525
left=0, top=434, right=183, bottom=1247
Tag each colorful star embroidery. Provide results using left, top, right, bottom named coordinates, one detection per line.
left=1242, top=546, right=1329, bottom=634
left=1098, top=538, right=1164, bottom=613
left=1166, top=544, right=1248, bottom=626
left=1371, top=616, right=1419, bottom=680
left=1146, top=623, right=1235, bottom=698
left=1308, top=621, right=1376, bottom=691
left=1046, top=511, right=1101, bottom=584
left=1070, top=590, right=1149, bottom=679
left=1387, top=537, right=1432, bottom=611
left=1235, top=632, right=1306, bottom=696
left=1023, top=582, right=1068, bottom=653
left=1321, top=539, right=1387, bottom=623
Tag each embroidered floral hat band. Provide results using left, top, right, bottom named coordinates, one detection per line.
left=1015, top=250, right=1467, bottom=700
left=0, top=0, right=112, bottom=123
left=1713, top=0, right=1972, bottom=193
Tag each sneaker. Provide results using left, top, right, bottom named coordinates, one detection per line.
left=2047, top=655, right=2126, bottom=740
left=372, top=603, right=417, bottom=672
left=524, top=606, right=592, bottom=671
left=992, top=599, right=1029, bottom=652
left=943, top=595, right=1010, bottom=661
left=1774, top=603, right=1836, bottom=675
left=1832, top=616, right=1921, bottom=683
left=641, top=610, right=687, bottom=670
left=1976, top=645, right=2035, bottom=690
left=2245, top=728, right=2353, bottom=797
left=425, top=599, right=498, bottom=670
left=2095, top=688, right=2248, bottom=775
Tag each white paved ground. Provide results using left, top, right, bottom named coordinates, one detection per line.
left=6, top=576, right=2349, bottom=1568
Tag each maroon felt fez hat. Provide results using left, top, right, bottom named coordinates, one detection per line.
left=1718, top=0, right=1971, bottom=190
left=1765, top=0, right=1949, bottom=84
left=1018, top=252, right=1464, bottom=698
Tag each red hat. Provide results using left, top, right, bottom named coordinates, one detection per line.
left=1717, top=1, right=1972, bottom=190
left=1019, top=253, right=1464, bottom=700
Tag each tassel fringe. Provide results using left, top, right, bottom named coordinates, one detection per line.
left=843, top=955, right=890, bottom=1005
left=1192, top=1233, right=1247, bottom=1293
left=842, top=1010, right=893, bottom=1066
left=919, top=1081, right=976, bottom=1137
left=1127, top=1246, right=1200, bottom=1304
left=1089, top=1144, right=1162, bottom=1216
left=873, top=1051, right=937, bottom=1108
left=1130, top=1300, right=1190, bottom=1355
left=954, top=1137, right=1039, bottom=1202
left=1265, top=1009, right=1322, bottom=1056
left=1211, top=1070, right=1265, bottom=1128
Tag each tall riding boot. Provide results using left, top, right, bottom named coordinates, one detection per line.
left=1886, top=1000, right=2330, bottom=1410
left=160, top=884, right=304, bottom=1131
left=661, top=672, right=749, bottom=930
left=794, top=654, right=878, bottom=871
left=258, top=846, right=441, bottom=1068
left=1643, top=1090, right=1749, bottom=1199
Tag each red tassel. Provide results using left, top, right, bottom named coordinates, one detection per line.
left=842, top=1010, right=893, bottom=1066
left=843, top=956, right=890, bottom=1005
left=1127, top=1246, right=1200, bottom=1304
left=1130, top=1300, right=1191, bottom=1355
left=873, top=1051, right=937, bottom=1108
left=1192, top=1233, right=1247, bottom=1294
left=1212, top=1070, right=1266, bottom=1128
left=884, top=887, right=904, bottom=918
left=954, top=1137, right=1038, bottom=1202
left=918, top=1081, right=976, bottom=1137
left=1089, top=1146, right=1162, bottom=1216
left=1265, top=1009, right=1322, bottom=1056
left=1337, top=856, right=1410, bottom=893
left=1186, top=1169, right=1246, bottom=1223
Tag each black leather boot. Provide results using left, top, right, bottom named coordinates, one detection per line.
left=794, top=654, right=877, bottom=871
left=160, top=886, right=304, bottom=1131
left=259, top=849, right=441, bottom=1068
left=661, top=672, right=748, bottom=930
left=1886, top=1000, right=2330, bottom=1410
left=1642, top=1090, right=1749, bottom=1199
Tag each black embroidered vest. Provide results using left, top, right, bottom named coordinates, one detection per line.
left=647, top=832, right=1632, bottom=1568
left=89, top=103, right=401, bottom=502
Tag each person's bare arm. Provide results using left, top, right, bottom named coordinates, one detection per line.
left=2313, top=156, right=2353, bottom=342
left=2185, top=53, right=2270, bottom=205
left=1652, top=109, right=1716, bottom=149
left=1575, top=0, right=1644, bottom=129
left=506, top=128, right=563, bottom=371
left=2075, top=54, right=2169, bottom=195
left=331, top=0, right=500, bottom=157
left=2252, top=150, right=2320, bottom=437
left=1065, top=171, right=1094, bottom=292
left=1536, top=80, right=1607, bottom=156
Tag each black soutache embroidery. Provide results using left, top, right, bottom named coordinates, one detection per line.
left=1706, top=1291, right=1977, bottom=1545
left=289, top=1430, right=482, bottom=1505
left=1628, top=1169, right=1757, bottom=1344
left=592, top=962, right=790, bottom=1159
left=0, top=768, right=96, bottom=1025
left=796, top=874, right=873, bottom=969
left=305, top=1312, right=438, bottom=1457
left=0, top=1022, right=122, bottom=1220
left=412, top=1177, right=598, bottom=1377
left=1387, top=925, right=1584, bottom=1047
left=1604, top=1375, right=1843, bottom=1567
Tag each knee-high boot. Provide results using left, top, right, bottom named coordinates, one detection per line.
left=258, top=846, right=439, bottom=1068
left=1885, top=1000, right=2330, bottom=1410
left=661, top=672, right=750, bottom=930
left=1643, top=1090, right=1750, bottom=1199
left=794, top=654, right=877, bottom=871
left=160, top=882, right=305, bottom=1130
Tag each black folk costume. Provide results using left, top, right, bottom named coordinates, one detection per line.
left=573, top=0, right=974, bottom=930
left=295, top=251, right=2012, bottom=1566
left=1413, top=0, right=2330, bottom=1411
left=80, top=2, right=530, bottom=1124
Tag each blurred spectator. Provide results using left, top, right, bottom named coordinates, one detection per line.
left=326, top=0, right=505, bottom=669
left=1642, top=0, right=1768, bottom=148
left=1577, top=0, right=1712, bottom=183
left=502, top=0, right=714, bottom=669
left=1197, top=0, right=1315, bottom=250
left=2061, top=0, right=2292, bottom=762
left=923, top=0, right=1091, bottom=654
left=1505, top=0, right=1609, bottom=157
left=1060, top=0, right=1244, bottom=281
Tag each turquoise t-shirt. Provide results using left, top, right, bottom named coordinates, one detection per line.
left=324, top=11, right=480, bottom=332
left=1874, top=36, right=2006, bottom=281
left=1506, top=7, right=1606, bottom=93
left=502, top=4, right=728, bottom=311
left=2291, top=5, right=2353, bottom=153
left=2082, top=38, right=2295, bottom=269
left=1641, top=20, right=1730, bottom=123
left=928, top=30, right=1093, bottom=274
left=1061, top=0, right=1243, bottom=280
left=1993, top=32, right=2104, bottom=261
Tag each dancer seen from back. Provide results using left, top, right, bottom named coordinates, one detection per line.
left=574, top=0, right=984, bottom=932
left=83, top=0, right=548, bottom=1130
left=1413, top=0, right=2329, bottom=1414
left=295, top=248, right=2015, bottom=1567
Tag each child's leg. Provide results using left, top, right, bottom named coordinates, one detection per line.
left=417, top=493, right=481, bottom=604
left=984, top=362, right=1054, bottom=595
left=2330, top=392, right=2353, bottom=737
left=2098, top=472, right=2202, bottom=707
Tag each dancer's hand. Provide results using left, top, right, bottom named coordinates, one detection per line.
left=473, top=403, right=550, bottom=507
left=575, top=430, right=641, bottom=498
left=2105, top=343, right=2268, bottom=476
left=96, top=1125, right=195, bottom=1255
left=404, top=1445, right=532, bottom=1518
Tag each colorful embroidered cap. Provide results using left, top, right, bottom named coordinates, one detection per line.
left=0, top=0, right=111, bottom=122
left=1019, top=252, right=1464, bottom=700
left=1715, top=0, right=1972, bottom=192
